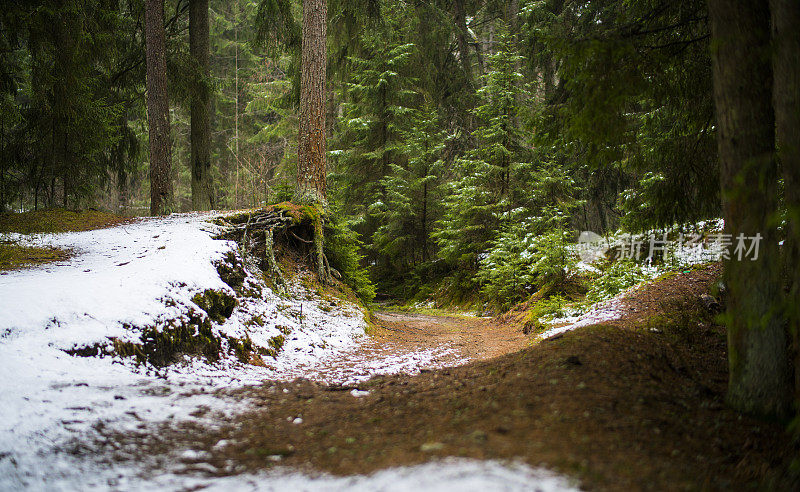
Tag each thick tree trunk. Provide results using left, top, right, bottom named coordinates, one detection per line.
left=295, top=0, right=327, bottom=206
left=708, top=0, right=793, bottom=419
left=145, top=0, right=173, bottom=215
left=770, top=0, right=800, bottom=404
left=190, top=0, right=213, bottom=210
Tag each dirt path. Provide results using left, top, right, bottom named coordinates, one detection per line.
left=281, top=311, right=531, bottom=384
left=372, top=311, right=529, bottom=360
left=96, top=264, right=798, bottom=490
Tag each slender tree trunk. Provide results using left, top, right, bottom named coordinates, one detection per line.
left=296, top=0, right=327, bottom=205
left=708, top=0, right=793, bottom=419
left=190, top=0, right=213, bottom=210
left=506, top=0, right=522, bottom=128
left=421, top=180, right=428, bottom=262
left=0, top=119, right=4, bottom=211
left=452, top=0, right=474, bottom=90
left=145, top=0, right=173, bottom=216
left=770, top=0, right=800, bottom=403
left=234, top=0, right=240, bottom=208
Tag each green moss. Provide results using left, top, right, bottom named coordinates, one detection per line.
left=268, top=334, right=285, bottom=351
left=267, top=201, right=324, bottom=225
left=211, top=209, right=260, bottom=226
left=522, top=310, right=547, bottom=335
left=0, top=208, right=126, bottom=234
left=192, top=289, right=238, bottom=323
left=0, top=242, right=72, bottom=271
left=227, top=336, right=255, bottom=363
left=213, top=251, right=246, bottom=292
left=94, top=312, right=223, bottom=367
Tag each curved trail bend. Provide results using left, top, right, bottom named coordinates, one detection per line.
left=280, top=311, right=530, bottom=384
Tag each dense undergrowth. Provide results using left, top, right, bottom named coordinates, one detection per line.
left=392, top=221, right=726, bottom=326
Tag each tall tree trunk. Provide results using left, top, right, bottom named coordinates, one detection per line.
left=190, top=0, right=213, bottom=210
left=452, top=0, right=474, bottom=90
left=295, top=0, right=327, bottom=206
left=708, top=0, right=793, bottom=419
left=297, top=0, right=328, bottom=284
left=770, top=0, right=800, bottom=403
left=233, top=0, right=240, bottom=208
left=145, top=0, right=173, bottom=216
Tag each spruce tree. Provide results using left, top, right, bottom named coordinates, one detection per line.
left=436, top=29, right=526, bottom=271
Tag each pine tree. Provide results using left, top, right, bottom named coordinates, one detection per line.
left=190, top=0, right=213, bottom=210
left=146, top=0, right=173, bottom=215
left=296, top=0, right=327, bottom=205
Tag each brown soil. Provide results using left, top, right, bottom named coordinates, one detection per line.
left=371, top=312, right=529, bottom=360
left=102, top=263, right=799, bottom=490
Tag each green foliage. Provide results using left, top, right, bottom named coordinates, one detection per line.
left=435, top=29, right=529, bottom=271
left=330, top=35, right=418, bottom=212
left=586, top=259, right=657, bottom=304
left=477, top=210, right=576, bottom=310
left=523, top=0, right=718, bottom=232
left=324, top=212, right=376, bottom=302
left=370, top=105, right=447, bottom=277
left=0, top=0, right=729, bottom=317
left=0, top=0, right=139, bottom=210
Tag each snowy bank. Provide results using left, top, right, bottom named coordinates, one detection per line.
left=0, top=213, right=370, bottom=489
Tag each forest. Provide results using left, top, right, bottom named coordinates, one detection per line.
left=0, top=0, right=722, bottom=295
left=1, top=0, right=799, bottom=489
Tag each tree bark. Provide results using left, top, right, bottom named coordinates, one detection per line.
left=145, top=0, right=173, bottom=215
left=295, top=0, right=327, bottom=206
left=452, top=0, right=474, bottom=90
left=190, top=0, right=213, bottom=210
left=770, top=0, right=800, bottom=404
left=708, top=0, right=793, bottom=419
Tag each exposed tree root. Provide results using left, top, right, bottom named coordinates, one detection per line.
left=213, top=205, right=329, bottom=286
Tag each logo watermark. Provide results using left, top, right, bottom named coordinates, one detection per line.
left=577, top=231, right=762, bottom=262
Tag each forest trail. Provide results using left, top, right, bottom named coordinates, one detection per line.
left=277, top=311, right=530, bottom=384
left=372, top=311, right=528, bottom=361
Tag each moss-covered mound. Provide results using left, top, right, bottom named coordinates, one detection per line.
left=0, top=208, right=128, bottom=234
left=192, top=289, right=238, bottom=324
left=0, top=242, right=72, bottom=271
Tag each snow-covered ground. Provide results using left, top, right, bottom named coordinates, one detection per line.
left=0, top=213, right=575, bottom=491
left=538, top=297, right=627, bottom=340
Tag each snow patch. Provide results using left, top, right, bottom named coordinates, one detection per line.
left=0, top=212, right=575, bottom=490
left=0, top=213, right=370, bottom=490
